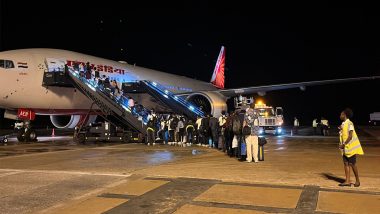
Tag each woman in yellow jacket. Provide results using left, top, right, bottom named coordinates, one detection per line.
left=338, top=108, right=364, bottom=187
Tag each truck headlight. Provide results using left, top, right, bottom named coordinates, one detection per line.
left=259, top=129, right=264, bottom=134
left=277, top=127, right=282, bottom=133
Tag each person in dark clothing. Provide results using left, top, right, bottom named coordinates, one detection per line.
left=73, top=62, right=79, bottom=71
left=209, top=115, right=219, bottom=148
left=201, top=115, right=211, bottom=146
left=85, top=62, right=92, bottom=80
left=238, top=109, right=247, bottom=161
left=225, top=112, right=234, bottom=156
left=186, top=120, right=195, bottom=145
left=94, top=67, right=99, bottom=78
left=146, top=118, right=155, bottom=146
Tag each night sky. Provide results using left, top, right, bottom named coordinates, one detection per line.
left=1, top=2, right=379, bottom=126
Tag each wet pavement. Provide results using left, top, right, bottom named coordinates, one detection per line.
left=0, top=130, right=379, bottom=213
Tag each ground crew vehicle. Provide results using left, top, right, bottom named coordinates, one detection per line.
left=234, top=96, right=283, bottom=135
left=74, top=121, right=143, bottom=144
left=254, top=102, right=284, bottom=135
left=369, top=112, right=380, bottom=125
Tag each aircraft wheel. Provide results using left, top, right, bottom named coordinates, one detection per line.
left=76, top=133, right=86, bottom=144
left=25, top=129, right=37, bottom=142
left=122, top=132, right=131, bottom=143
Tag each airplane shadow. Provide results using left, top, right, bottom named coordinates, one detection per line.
left=321, top=173, right=345, bottom=183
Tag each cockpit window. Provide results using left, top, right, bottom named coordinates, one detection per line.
left=6, top=60, right=14, bottom=68
left=0, top=60, right=15, bottom=69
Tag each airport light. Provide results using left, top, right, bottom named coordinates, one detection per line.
left=277, top=127, right=282, bottom=134
left=257, top=100, right=263, bottom=105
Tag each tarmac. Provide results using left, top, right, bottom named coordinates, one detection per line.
left=0, top=127, right=379, bottom=213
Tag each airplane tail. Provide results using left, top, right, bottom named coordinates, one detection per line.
left=210, top=46, right=225, bottom=89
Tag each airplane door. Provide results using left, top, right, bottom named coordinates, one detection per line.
left=45, top=58, right=66, bottom=72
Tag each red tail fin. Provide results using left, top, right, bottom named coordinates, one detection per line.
left=210, top=46, right=225, bottom=89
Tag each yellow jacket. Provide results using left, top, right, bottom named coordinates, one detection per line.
left=340, top=119, right=364, bottom=157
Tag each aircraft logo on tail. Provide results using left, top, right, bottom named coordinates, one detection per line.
left=210, top=46, right=225, bottom=89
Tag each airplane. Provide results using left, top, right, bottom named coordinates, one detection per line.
left=0, top=47, right=378, bottom=142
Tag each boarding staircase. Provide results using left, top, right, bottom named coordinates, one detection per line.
left=42, top=69, right=205, bottom=134
left=64, top=69, right=148, bottom=135
left=139, top=81, right=204, bottom=120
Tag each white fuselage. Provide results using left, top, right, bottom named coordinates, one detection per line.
left=0, top=49, right=217, bottom=115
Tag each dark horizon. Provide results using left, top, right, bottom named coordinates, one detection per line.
left=1, top=2, right=380, bottom=126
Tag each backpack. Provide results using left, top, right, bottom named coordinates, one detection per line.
left=201, top=117, right=210, bottom=133
left=232, top=116, right=241, bottom=135
left=170, top=117, right=179, bottom=129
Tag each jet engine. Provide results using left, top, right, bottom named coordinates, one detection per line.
left=186, top=91, right=227, bottom=117
left=50, top=115, right=97, bottom=129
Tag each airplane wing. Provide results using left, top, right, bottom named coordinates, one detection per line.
left=211, top=76, right=380, bottom=97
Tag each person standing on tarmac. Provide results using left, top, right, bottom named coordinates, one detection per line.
left=321, top=117, right=329, bottom=136
left=338, top=108, right=364, bottom=187
left=146, top=117, right=155, bottom=146
left=209, top=114, right=219, bottom=148
left=218, top=111, right=227, bottom=151
left=312, top=118, right=318, bottom=135
left=243, top=107, right=260, bottom=163
left=293, top=117, right=299, bottom=135
left=195, top=116, right=202, bottom=145
left=185, top=120, right=195, bottom=146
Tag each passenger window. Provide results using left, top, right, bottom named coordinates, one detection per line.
left=0, top=60, right=4, bottom=68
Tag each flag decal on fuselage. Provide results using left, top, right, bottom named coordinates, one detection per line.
left=17, top=62, right=28, bottom=68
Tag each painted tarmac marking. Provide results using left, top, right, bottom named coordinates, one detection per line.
left=0, top=168, right=132, bottom=177
left=0, top=171, right=22, bottom=177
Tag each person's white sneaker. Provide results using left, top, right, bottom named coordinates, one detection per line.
left=153, top=143, right=156, bottom=146
left=147, top=143, right=151, bottom=146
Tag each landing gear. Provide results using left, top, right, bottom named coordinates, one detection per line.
left=76, top=133, right=86, bottom=144
left=17, top=129, right=25, bottom=142
left=15, top=121, right=38, bottom=142
left=122, top=132, right=131, bottom=143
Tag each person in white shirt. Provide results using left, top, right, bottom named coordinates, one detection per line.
left=293, top=117, right=299, bottom=134
left=321, top=117, right=329, bottom=136
left=195, top=116, right=202, bottom=145
left=312, top=118, right=318, bottom=135
left=218, top=111, right=227, bottom=151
